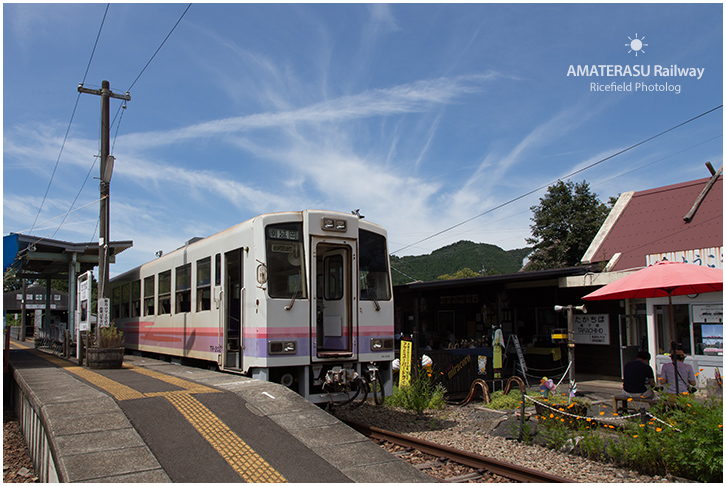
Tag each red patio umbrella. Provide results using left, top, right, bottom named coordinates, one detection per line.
left=582, top=260, right=723, bottom=301
left=583, top=260, right=722, bottom=395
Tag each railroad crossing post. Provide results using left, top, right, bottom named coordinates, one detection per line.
left=78, top=81, right=130, bottom=344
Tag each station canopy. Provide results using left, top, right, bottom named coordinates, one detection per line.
left=3, top=233, right=133, bottom=281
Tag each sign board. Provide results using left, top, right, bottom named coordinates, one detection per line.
left=399, top=340, right=412, bottom=387
left=98, top=298, right=110, bottom=328
left=646, top=247, right=723, bottom=269
left=692, top=303, right=723, bottom=323
left=573, top=314, right=610, bottom=345
left=77, top=271, right=92, bottom=332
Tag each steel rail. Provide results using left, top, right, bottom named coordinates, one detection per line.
left=344, top=421, right=575, bottom=483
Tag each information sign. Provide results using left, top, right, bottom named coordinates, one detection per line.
left=98, top=298, right=110, bottom=328
left=692, top=303, right=723, bottom=323
left=77, top=272, right=92, bottom=332
left=573, top=314, right=610, bottom=345
left=399, top=340, right=412, bottom=387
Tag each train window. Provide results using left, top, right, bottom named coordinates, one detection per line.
left=325, top=254, right=344, bottom=300
left=144, top=276, right=155, bottom=316
left=112, top=286, right=122, bottom=319
left=121, top=283, right=131, bottom=318
left=359, top=230, right=391, bottom=301
left=158, top=270, right=172, bottom=314
left=197, top=257, right=211, bottom=312
left=176, top=264, right=192, bottom=313
left=131, top=281, right=141, bottom=317
left=266, top=222, right=307, bottom=299
left=215, top=254, right=221, bottom=286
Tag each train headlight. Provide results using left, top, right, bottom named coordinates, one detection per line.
left=370, top=338, right=393, bottom=351
left=269, top=340, right=297, bottom=355
left=322, top=218, right=346, bottom=232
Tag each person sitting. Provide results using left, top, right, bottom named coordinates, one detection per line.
left=659, top=349, right=696, bottom=399
left=622, top=351, right=656, bottom=399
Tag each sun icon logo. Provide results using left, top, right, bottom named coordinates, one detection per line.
left=625, top=33, right=647, bottom=56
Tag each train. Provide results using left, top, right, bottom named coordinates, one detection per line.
left=109, top=210, right=395, bottom=405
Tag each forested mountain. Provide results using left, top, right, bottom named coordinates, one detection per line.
left=389, top=240, right=532, bottom=286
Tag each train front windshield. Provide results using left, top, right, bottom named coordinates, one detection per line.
left=266, top=223, right=307, bottom=299
left=359, top=229, right=391, bottom=302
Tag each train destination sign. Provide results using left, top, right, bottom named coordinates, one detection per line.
left=268, top=228, right=299, bottom=241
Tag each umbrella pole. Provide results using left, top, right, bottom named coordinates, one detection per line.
left=668, top=291, right=679, bottom=396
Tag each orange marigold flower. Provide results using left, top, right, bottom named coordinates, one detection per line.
left=600, top=411, right=605, bottom=415
left=656, top=427, right=662, bottom=432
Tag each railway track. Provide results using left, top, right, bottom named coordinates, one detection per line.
left=344, top=421, right=574, bottom=483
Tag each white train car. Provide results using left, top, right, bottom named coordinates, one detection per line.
left=110, top=210, right=394, bottom=404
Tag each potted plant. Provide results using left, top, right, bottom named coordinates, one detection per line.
left=86, top=322, right=125, bottom=369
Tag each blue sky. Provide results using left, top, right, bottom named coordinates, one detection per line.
left=3, top=2, right=723, bottom=278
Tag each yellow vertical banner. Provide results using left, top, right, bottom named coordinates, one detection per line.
left=399, top=340, right=412, bottom=387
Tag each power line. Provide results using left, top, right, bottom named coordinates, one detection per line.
left=30, top=4, right=111, bottom=235
left=390, top=104, right=723, bottom=256
left=126, top=3, right=192, bottom=92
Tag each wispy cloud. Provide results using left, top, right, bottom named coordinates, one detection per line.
left=120, top=75, right=498, bottom=150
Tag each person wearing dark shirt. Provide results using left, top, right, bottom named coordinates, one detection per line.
left=622, top=351, right=656, bottom=399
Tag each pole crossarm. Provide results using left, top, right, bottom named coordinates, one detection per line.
left=78, top=83, right=131, bottom=101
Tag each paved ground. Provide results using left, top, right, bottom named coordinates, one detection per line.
left=6, top=339, right=431, bottom=483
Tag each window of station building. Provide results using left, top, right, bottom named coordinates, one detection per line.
left=197, top=257, right=211, bottom=312
left=158, top=270, right=172, bottom=314
left=131, top=280, right=141, bottom=317
left=144, top=276, right=155, bottom=316
left=692, top=303, right=723, bottom=357
left=655, top=304, right=691, bottom=355
left=176, top=264, right=192, bottom=313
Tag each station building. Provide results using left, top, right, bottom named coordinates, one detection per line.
left=393, top=171, right=722, bottom=393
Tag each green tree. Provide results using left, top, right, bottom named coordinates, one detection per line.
left=437, top=267, right=480, bottom=280
left=525, top=180, right=609, bottom=270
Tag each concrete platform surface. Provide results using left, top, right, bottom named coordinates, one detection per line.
left=6, top=341, right=431, bottom=483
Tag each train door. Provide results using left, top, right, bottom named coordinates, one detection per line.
left=224, top=248, right=243, bottom=369
left=313, top=240, right=355, bottom=358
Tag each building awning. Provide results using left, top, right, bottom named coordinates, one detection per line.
left=3, top=233, right=133, bottom=280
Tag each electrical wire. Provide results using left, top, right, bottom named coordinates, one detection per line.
left=29, top=4, right=111, bottom=236
left=390, top=104, right=723, bottom=256
left=126, top=3, right=192, bottom=92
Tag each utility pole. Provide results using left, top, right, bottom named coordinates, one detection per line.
left=78, top=81, right=130, bottom=344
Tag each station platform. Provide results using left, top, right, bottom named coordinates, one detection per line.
left=5, top=339, right=431, bottom=483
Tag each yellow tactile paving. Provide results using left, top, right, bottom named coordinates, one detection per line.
left=127, top=365, right=220, bottom=395
left=166, top=393, right=286, bottom=483
left=9, top=344, right=286, bottom=483
left=26, top=349, right=144, bottom=401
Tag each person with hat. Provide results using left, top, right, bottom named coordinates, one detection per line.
left=622, top=351, right=656, bottom=399
left=659, top=348, right=696, bottom=398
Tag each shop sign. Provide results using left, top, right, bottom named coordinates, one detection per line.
left=692, top=303, right=723, bottom=323
left=646, top=247, right=723, bottom=269
left=573, top=314, right=610, bottom=345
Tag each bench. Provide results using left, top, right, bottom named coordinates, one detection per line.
left=612, top=395, right=659, bottom=414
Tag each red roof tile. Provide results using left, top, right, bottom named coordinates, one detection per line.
left=584, top=176, right=722, bottom=271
